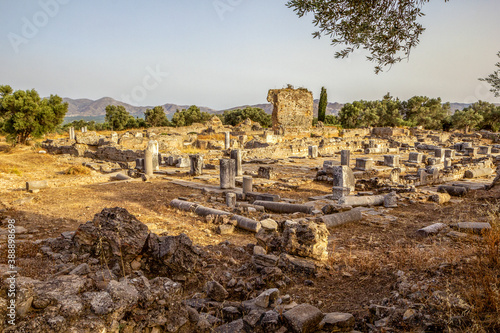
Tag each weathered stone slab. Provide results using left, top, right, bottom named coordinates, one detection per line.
left=453, top=222, right=491, bottom=233
left=26, top=180, right=49, bottom=191
left=319, top=312, right=355, bottom=332
left=417, top=223, right=448, bottom=237
left=284, top=303, right=324, bottom=333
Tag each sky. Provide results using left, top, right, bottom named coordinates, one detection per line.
left=0, top=0, right=499, bottom=110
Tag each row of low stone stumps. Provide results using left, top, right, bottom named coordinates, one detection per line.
left=135, top=140, right=247, bottom=191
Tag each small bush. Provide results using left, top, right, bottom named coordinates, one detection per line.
left=65, top=165, right=91, bottom=175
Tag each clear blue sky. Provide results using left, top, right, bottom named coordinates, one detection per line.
left=0, top=0, right=499, bottom=109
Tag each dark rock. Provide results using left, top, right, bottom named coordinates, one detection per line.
left=87, top=291, right=114, bottom=315
left=319, top=312, right=355, bottom=332
left=206, top=281, right=229, bottom=302
left=223, top=306, right=241, bottom=322
left=278, top=253, right=317, bottom=276
left=69, top=263, right=90, bottom=276
left=73, top=208, right=149, bottom=274
left=142, top=232, right=201, bottom=276
left=260, top=310, right=281, bottom=332
left=284, top=303, right=324, bottom=333
left=214, top=318, right=245, bottom=333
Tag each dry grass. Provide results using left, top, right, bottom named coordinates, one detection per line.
left=0, top=165, right=22, bottom=176
left=64, top=165, right=91, bottom=175
left=181, top=147, right=204, bottom=155
left=458, top=201, right=500, bottom=332
left=198, top=133, right=227, bottom=141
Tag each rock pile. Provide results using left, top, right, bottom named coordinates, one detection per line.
left=3, top=207, right=351, bottom=333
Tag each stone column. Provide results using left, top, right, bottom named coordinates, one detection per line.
left=308, top=146, right=318, bottom=159
left=69, top=127, right=75, bottom=140
left=189, top=154, right=203, bottom=176
left=147, top=140, right=159, bottom=171
left=230, top=149, right=243, bottom=176
left=341, top=150, right=350, bottom=166
left=144, top=150, right=154, bottom=177
left=417, top=168, right=427, bottom=185
left=243, top=176, right=253, bottom=193
left=220, top=159, right=235, bottom=189
left=226, top=192, right=236, bottom=208
left=224, top=132, right=230, bottom=150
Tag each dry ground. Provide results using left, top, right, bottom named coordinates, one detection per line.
left=1, top=140, right=499, bottom=332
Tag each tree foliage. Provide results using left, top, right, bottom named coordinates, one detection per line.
left=318, top=87, right=327, bottom=122
left=480, top=51, right=500, bottom=98
left=144, top=106, right=170, bottom=127
left=400, top=96, right=450, bottom=130
left=451, top=101, right=500, bottom=132
left=286, top=0, right=448, bottom=73
left=451, top=108, right=483, bottom=132
left=105, top=105, right=131, bottom=131
left=338, top=94, right=450, bottom=130
left=0, top=85, right=68, bottom=144
left=171, top=105, right=211, bottom=127
left=324, top=114, right=340, bottom=125
left=220, top=107, right=271, bottom=127
left=63, top=120, right=111, bottom=131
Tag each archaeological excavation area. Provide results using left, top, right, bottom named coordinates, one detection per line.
left=1, top=89, right=500, bottom=332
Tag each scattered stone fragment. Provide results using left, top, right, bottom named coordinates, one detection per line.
left=429, top=192, right=451, bottom=204
left=284, top=303, right=324, bottom=333
left=321, top=208, right=363, bottom=228
left=205, top=281, right=228, bottom=302
left=282, top=220, right=329, bottom=260
left=417, top=223, right=448, bottom=237
left=452, top=222, right=491, bottom=233
left=319, top=312, right=355, bottom=332
left=26, top=180, right=49, bottom=191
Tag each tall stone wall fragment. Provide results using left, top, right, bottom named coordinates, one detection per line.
left=267, top=88, right=314, bottom=130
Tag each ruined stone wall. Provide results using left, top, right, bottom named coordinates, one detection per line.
left=341, top=128, right=371, bottom=138
left=267, top=88, right=313, bottom=130
left=372, top=127, right=410, bottom=137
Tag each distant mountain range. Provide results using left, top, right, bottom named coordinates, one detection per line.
left=62, top=97, right=489, bottom=121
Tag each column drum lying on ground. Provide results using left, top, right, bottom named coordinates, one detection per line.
left=338, top=195, right=386, bottom=207
left=320, top=208, right=363, bottom=228
left=252, top=201, right=313, bottom=214
left=170, top=199, right=261, bottom=232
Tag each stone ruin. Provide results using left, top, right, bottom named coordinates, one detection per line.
left=21, top=88, right=500, bottom=332
left=267, top=87, right=313, bottom=131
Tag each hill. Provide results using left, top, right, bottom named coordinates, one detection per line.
left=62, top=97, right=499, bottom=121
left=63, top=97, right=216, bottom=118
